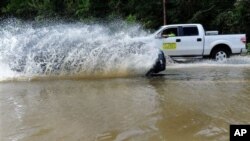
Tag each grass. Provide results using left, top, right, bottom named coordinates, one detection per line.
left=248, top=43, right=250, bottom=55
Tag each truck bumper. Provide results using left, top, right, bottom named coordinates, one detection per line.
left=240, top=48, right=248, bottom=55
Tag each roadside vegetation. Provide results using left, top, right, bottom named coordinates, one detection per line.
left=0, top=0, right=249, bottom=44
left=248, top=43, right=250, bottom=54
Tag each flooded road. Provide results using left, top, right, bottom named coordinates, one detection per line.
left=1, top=64, right=250, bottom=141
left=1, top=20, right=249, bottom=141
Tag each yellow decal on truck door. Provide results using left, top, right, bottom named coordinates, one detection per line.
left=162, top=43, right=176, bottom=50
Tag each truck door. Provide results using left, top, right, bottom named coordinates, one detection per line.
left=179, top=26, right=203, bottom=55
left=160, top=26, right=181, bottom=56
left=161, top=26, right=203, bottom=56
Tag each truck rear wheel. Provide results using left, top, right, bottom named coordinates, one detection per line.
left=211, top=48, right=230, bottom=61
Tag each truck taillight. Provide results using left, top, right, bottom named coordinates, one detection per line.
left=241, top=37, right=246, bottom=44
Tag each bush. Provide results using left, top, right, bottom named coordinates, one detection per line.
left=247, top=43, right=250, bottom=55
left=247, top=43, right=250, bottom=51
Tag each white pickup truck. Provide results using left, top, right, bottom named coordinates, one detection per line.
left=153, top=24, right=247, bottom=61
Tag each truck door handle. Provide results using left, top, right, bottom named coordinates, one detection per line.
left=176, top=39, right=181, bottom=42
left=197, top=38, right=202, bottom=42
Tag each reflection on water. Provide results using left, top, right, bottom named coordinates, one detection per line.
left=1, top=67, right=250, bottom=141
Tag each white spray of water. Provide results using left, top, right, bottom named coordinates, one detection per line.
left=0, top=19, right=159, bottom=81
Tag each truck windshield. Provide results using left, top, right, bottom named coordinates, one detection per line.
left=153, top=26, right=165, bottom=35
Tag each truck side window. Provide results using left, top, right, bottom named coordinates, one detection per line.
left=182, top=27, right=199, bottom=36
left=161, top=28, right=178, bottom=38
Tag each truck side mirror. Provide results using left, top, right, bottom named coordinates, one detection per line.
left=162, top=34, right=169, bottom=38
left=155, top=33, right=169, bottom=39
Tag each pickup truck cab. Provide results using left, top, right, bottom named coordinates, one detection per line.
left=153, top=24, right=247, bottom=61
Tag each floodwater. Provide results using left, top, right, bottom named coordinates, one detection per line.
left=1, top=60, right=250, bottom=141
left=0, top=20, right=250, bottom=141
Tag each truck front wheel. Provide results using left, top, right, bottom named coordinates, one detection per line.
left=146, top=51, right=166, bottom=76
left=211, top=48, right=230, bottom=61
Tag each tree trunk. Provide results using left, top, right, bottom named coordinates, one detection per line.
left=163, top=0, right=167, bottom=25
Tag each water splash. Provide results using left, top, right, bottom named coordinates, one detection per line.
left=0, top=19, right=160, bottom=81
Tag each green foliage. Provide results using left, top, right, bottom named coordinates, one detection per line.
left=2, top=0, right=32, bottom=16
left=0, top=0, right=249, bottom=40
left=213, top=0, right=250, bottom=42
left=1, top=0, right=56, bottom=19
left=75, top=0, right=90, bottom=17
left=126, top=14, right=136, bottom=24
left=28, top=0, right=56, bottom=20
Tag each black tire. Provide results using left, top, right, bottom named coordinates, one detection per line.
left=146, top=51, right=166, bottom=76
left=211, top=48, right=230, bottom=61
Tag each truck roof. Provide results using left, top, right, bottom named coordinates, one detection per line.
left=161, top=23, right=202, bottom=28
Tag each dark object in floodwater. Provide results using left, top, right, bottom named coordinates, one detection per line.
left=146, top=51, right=166, bottom=76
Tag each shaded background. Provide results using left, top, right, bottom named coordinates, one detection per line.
left=0, top=0, right=249, bottom=42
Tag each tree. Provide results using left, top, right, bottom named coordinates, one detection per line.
left=1, top=0, right=249, bottom=41
left=163, top=0, right=166, bottom=25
